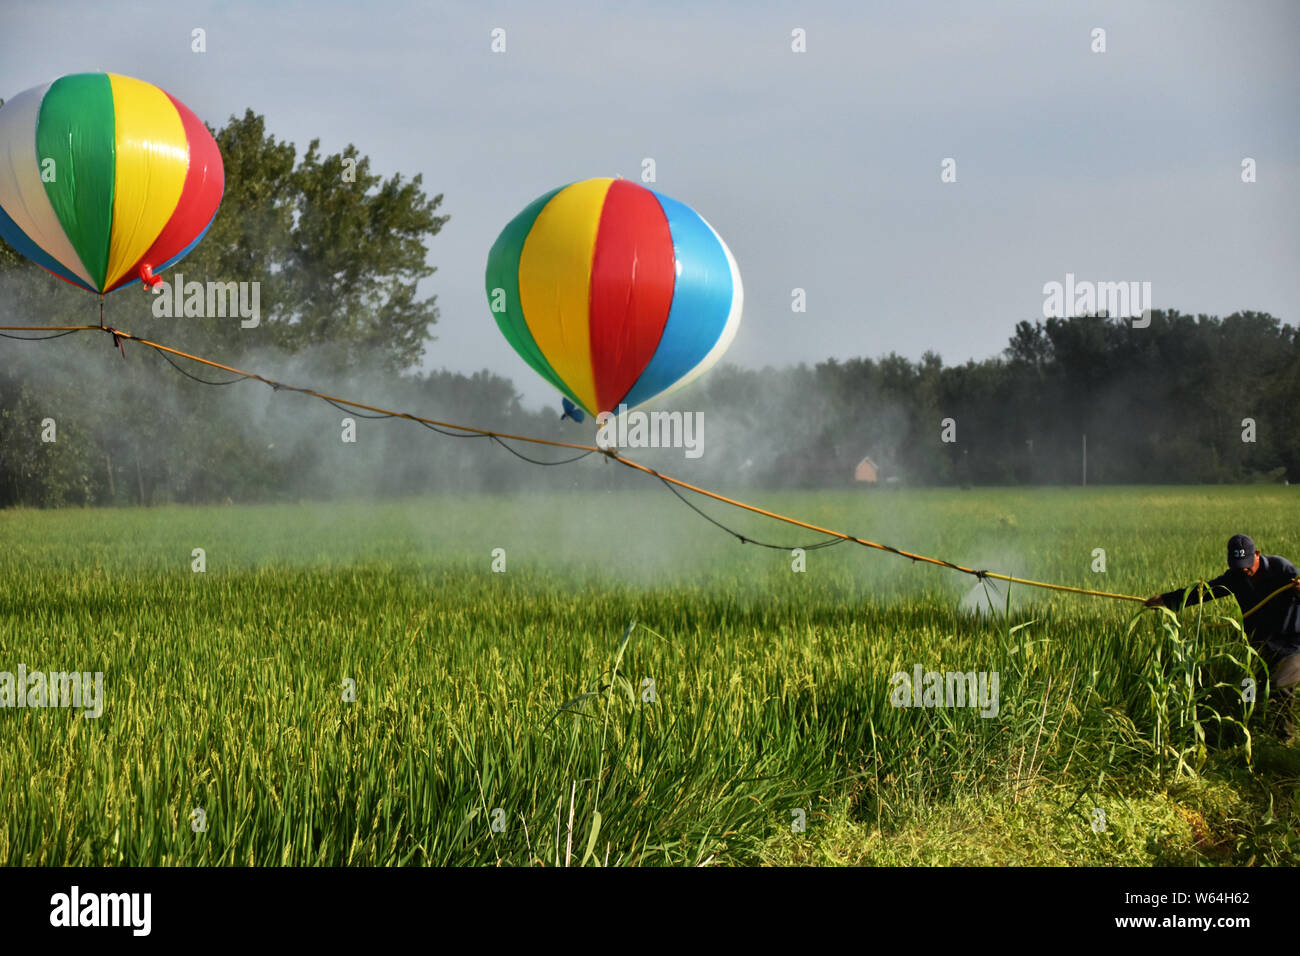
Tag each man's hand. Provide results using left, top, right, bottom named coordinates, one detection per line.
left=1144, top=594, right=1166, bottom=608
left=1293, top=577, right=1300, bottom=593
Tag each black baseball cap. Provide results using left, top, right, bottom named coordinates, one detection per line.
left=1227, top=533, right=1257, bottom=570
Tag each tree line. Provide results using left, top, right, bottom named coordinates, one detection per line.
left=1, top=110, right=1295, bottom=506
left=690, top=309, right=1297, bottom=489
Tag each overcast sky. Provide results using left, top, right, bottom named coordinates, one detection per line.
left=3, top=0, right=1297, bottom=410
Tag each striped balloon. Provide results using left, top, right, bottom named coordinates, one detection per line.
left=486, top=178, right=742, bottom=418
left=0, top=73, right=223, bottom=295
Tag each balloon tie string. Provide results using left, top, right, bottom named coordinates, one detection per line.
left=95, top=299, right=125, bottom=357
left=0, top=322, right=1152, bottom=605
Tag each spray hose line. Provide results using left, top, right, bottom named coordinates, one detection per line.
left=3, top=322, right=1297, bottom=620
left=1241, top=582, right=1299, bottom=621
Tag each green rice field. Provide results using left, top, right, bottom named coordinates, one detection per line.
left=1, top=485, right=1297, bottom=866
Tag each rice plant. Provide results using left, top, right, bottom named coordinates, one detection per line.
left=0, top=485, right=1296, bottom=865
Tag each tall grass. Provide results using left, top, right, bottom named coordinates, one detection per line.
left=0, top=486, right=1296, bottom=865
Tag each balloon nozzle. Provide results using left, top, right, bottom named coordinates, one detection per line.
left=139, top=264, right=164, bottom=289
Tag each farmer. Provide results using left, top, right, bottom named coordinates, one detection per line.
left=1145, top=534, right=1300, bottom=740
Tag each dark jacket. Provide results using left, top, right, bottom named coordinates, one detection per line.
left=1159, top=554, right=1300, bottom=657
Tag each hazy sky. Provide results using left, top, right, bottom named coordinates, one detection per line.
left=3, top=0, right=1297, bottom=410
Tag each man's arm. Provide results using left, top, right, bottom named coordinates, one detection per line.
left=1145, top=571, right=1234, bottom=609
left=1275, top=558, right=1300, bottom=605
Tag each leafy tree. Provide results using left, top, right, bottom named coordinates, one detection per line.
left=139, top=109, right=448, bottom=370
left=2, top=106, right=1297, bottom=502
left=0, top=108, right=450, bottom=504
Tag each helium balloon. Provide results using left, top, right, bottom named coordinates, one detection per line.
left=486, top=178, right=742, bottom=418
left=0, top=73, right=224, bottom=295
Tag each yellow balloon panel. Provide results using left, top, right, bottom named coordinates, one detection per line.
left=516, top=178, right=612, bottom=414
left=104, top=73, right=188, bottom=290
